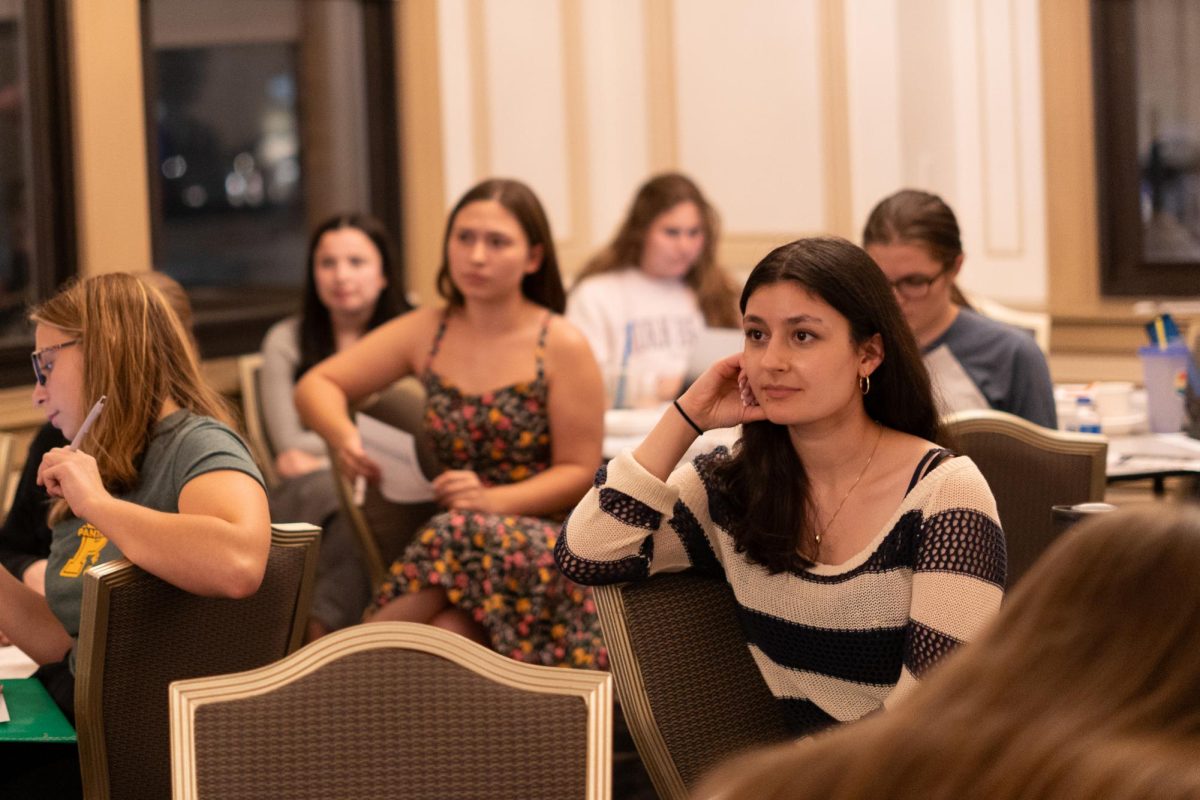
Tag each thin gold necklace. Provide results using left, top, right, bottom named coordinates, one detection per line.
left=814, top=422, right=884, bottom=547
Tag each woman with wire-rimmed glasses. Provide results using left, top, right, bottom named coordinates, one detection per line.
left=0, top=274, right=270, bottom=728
left=863, top=189, right=1056, bottom=428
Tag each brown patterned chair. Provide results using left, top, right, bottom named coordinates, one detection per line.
left=169, top=621, right=613, bottom=799
left=942, top=409, right=1108, bottom=588
left=329, top=376, right=441, bottom=588
left=74, top=522, right=321, bottom=800
left=595, top=572, right=790, bottom=800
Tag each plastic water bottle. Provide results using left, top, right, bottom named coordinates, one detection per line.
left=1072, top=396, right=1102, bottom=434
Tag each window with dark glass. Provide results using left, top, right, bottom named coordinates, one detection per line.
left=0, top=0, right=74, bottom=387
left=1094, top=0, right=1200, bottom=295
left=142, top=0, right=403, bottom=357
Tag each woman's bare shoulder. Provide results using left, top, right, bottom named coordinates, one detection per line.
left=543, top=313, right=597, bottom=358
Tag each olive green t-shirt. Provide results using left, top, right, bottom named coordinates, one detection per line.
left=44, top=410, right=265, bottom=667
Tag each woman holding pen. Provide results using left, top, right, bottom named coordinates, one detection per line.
left=0, top=273, right=271, bottom=721
left=296, top=178, right=607, bottom=667
left=0, top=273, right=196, bottom=647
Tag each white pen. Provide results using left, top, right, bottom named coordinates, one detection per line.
left=70, top=395, right=107, bottom=451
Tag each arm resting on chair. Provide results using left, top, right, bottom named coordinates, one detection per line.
left=557, top=450, right=728, bottom=586
left=38, top=449, right=271, bottom=600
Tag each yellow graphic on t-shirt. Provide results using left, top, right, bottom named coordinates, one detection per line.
left=60, top=522, right=108, bottom=578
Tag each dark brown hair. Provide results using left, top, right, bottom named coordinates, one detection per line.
left=576, top=172, right=738, bottom=327
left=297, top=212, right=410, bottom=379
left=436, top=178, right=566, bottom=313
left=862, top=188, right=973, bottom=307
left=711, top=237, right=937, bottom=571
left=698, top=502, right=1200, bottom=800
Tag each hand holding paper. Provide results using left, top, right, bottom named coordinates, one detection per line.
left=356, top=414, right=436, bottom=503
left=333, top=429, right=382, bottom=483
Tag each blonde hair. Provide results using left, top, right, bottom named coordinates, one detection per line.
left=137, top=270, right=196, bottom=353
left=31, top=273, right=234, bottom=522
left=699, top=502, right=1200, bottom=800
left=577, top=172, right=739, bottom=327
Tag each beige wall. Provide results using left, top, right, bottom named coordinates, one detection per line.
left=1, top=0, right=1185, bottom=437
left=403, top=0, right=1051, bottom=309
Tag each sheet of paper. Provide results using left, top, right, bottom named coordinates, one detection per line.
left=1106, top=432, right=1200, bottom=476
left=0, top=645, right=38, bottom=680
left=357, top=413, right=437, bottom=502
left=0, top=687, right=9, bottom=723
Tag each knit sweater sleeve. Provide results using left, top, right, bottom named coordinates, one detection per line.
left=555, top=449, right=728, bottom=584
left=886, top=457, right=1006, bottom=706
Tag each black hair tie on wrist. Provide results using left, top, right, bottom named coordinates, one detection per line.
left=673, top=399, right=705, bottom=436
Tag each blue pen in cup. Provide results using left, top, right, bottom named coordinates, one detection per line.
left=612, top=322, right=633, bottom=409
left=70, top=395, right=107, bottom=451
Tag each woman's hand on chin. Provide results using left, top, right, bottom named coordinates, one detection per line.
left=679, top=352, right=769, bottom=431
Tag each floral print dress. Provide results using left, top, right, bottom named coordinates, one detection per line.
left=372, top=312, right=607, bottom=669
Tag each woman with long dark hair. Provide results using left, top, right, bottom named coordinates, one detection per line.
left=558, top=237, right=1005, bottom=734
left=259, top=212, right=409, bottom=637
left=297, top=178, right=607, bottom=668
left=697, top=503, right=1200, bottom=800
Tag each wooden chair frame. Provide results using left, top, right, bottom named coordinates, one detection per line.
left=594, top=583, right=690, bottom=800
left=328, top=376, right=440, bottom=588
left=943, top=409, right=1108, bottom=500
left=75, top=522, right=320, bottom=800
left=0, top=430, right=15, bottom=513
left=594, top=572, right=789, bottom=800
left=237, top=353, right=279, bottom=488
left=169, top=622, right=613, bottom=800
left=943, top=409, right=1108, bottom=587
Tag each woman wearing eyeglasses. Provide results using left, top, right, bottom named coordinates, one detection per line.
left=0, top=273, right=270, bottom=725
left=863, top=189, right=1056, bottom=428
left=0, top=275, right=200, bottom=652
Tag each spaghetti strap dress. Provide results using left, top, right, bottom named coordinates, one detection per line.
left=371, top=312, right=607, bottom=669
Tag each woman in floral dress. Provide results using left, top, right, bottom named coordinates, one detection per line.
left=296, top=178, right=606, bottom=668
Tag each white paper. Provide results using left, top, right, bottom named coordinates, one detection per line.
left=1106, top=432, right=1200, bottom=477
left=0, top=644, right=38, bottom=680
left=357, top=413, right=437, bottom=502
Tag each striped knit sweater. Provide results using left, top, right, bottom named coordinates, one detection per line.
left=556, top=447, right=1006, bottom=736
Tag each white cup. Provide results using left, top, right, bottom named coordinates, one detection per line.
left=1092, top=381, right=1134, bottom=418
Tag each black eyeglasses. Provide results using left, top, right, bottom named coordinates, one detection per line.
left=31, top=339, right=79, bottom=386
left=888, top=267, right=950, bottom=300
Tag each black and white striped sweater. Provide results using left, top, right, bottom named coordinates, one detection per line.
left=556, top=448, right=1006, bottom=736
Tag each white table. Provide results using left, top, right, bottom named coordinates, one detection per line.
left=1105, top=432, right=1200, bottom=494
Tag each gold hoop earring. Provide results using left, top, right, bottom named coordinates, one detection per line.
left=860, top=375, right=870, bottom=395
